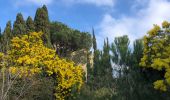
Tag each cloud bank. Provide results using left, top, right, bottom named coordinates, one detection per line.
left=62, top=0, right=115, bottom=7
left=96, top=0, right=170, bottom=48
left=27, top=0, right=53, bottom=5
left=14, top=0, right=53, bottom=6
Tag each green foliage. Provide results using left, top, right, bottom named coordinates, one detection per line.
left=92, top=31, right=100, bottom=78
left=92, top=28, right=97, bottom=51
left=90, top=35, right=113, bottom=90
left=100, top=38, right=113, bottom=87
left=50, top=21, right=92, bottom=57
left=76, top=85, right=114, bottom=100
left=0, top=5, right=92, bottom=100
left=132, top=39, right=144, bottom=64
left=110, top=35, right=131, bottom=99
left=26, top=16, right=35, bottom=33
left=1, top=21, right=12, bottom=52
left=111, top=35, right=131, bottom=66
left=34, top=5, right=51, bottom=47
left=13, top=13, right=26, bottom=35
left=162, top=21, right=170, bottom=29
left=86, top=51, right=92, bottom=83
left=2, top=4, right=170, bottom=100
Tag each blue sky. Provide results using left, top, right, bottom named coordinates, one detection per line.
left=1, top=0, right=170, bottom=48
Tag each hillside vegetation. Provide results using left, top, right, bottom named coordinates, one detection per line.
left=1, top=5, right=170, bottom=100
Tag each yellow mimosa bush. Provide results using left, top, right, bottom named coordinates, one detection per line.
left=140, top=21, right=170, bottom=92
left=1, top=32, right=84, bottom=99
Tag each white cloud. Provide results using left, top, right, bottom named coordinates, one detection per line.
left=62, top=0, right=115, bottom=7
left=14, top=0, right=114, bottom=8
left=27, top=0, right=53, bottom=5
left=14, top=0, right=53, bottom=6
left=97, top=0, right=170, bottom=48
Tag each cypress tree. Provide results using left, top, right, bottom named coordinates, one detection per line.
left=2, top=21, right=12, bottom=52
left=92, top=29, right=98, bottom=76
left=86, top=51, right=92, bottom=83
left=91, top=29, right=101, bottom=89
left=26, top=16, right=35, bottom=33
left=102, top=38, right=111, bottom=71
left=13, top=13, right=26, bottom=35
left=0, top=27, right=1, bottom=41
left=0, top=27, right=2, bottom=52
left=34, top=5, right=51, bottom=47
left=92, top=49, right=101, bottom=89
left=42, top=5, right=48, bottom=14
left=101, top=38, right=113, bottom=87
left=92, top=28, right=97, bottom=51
left=4, top=21, right=12, bottom=38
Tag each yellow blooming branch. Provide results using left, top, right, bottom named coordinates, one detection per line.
left=0, top=32, right=84, bottom=100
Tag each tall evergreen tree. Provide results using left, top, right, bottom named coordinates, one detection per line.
left=86, top=51, right=92, bottom=83
left=100, top=38, right=113, bottom=87
left=110, top=35, right=131, bottom=100
left=0, top=27, right=1, bottom=35
left=26, top=16, right=35, bottom=33
left=92, top=28, right=97, bottom=51
left=90, top=29, right=101, bottom=89
left=0, top=27, right=2, bottom=52
left=111, top=35, right=131, bottom=68
left=34, top=5, right=51, bottom=47
left=116, top=39, right=144, bottom=100
left=92, top=49, right=101, bottom=89
left=2, top=21, right=12, bottom=52
left=0, top=27, right=2, bottom=41
left=13, top=13, right=26, bottom=35
left=92, top=29, right=99, bottom=76
left=42, top=5, right=48, bottom=14
left=92, top=36, right=113, bottom=89
left=102, top=38, right=112, bottom=73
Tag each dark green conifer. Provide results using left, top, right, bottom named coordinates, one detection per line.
left=92, top=28, right=97, bottom=51
left=26, top=16, right=35, bottom=33
left=34, top=5, right=51, bottom=47
left=92, top=29, right=99, bottom=76
left=13, top=13, right=26, bottom=35
left=0, top=27, right=2, bottom=52
left=2, top=21, right=12, bottom=52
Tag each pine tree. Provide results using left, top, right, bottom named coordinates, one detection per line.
left=13, top=13, right=26, bottom=35
left=26, top=16, right=35, bottom=33
left=34, top=5, right=51, bottom=47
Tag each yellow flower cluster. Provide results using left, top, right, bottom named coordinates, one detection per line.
left=0, top=32, right=84, bottom=100
left=0, top=53, right=5, bottom=69
left=9, top=67, right=41, bottom=77
left=43, top=56, right=84, bottom=99
left=154, top=80, right=167, bottom=91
